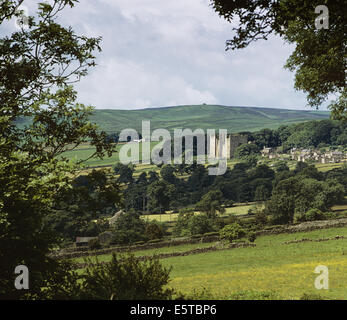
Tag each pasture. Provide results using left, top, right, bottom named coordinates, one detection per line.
left=74, top=226, right=347, bottom=299
left=163, top=227, right=347, bottom=299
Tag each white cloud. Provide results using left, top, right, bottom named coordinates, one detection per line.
left=5, top=0, right=321, bottom=110
left=76, top=57, right=218, bottom=109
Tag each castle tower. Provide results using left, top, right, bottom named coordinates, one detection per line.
left=210, top=133, right=248, bottom=159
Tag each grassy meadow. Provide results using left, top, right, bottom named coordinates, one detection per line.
left=88, top=105, right=330, bottom=134
left=74, top=226, right=347, bottom=299
left=163, top=228, right=347, bottom=300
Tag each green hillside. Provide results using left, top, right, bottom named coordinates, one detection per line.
left=16, top=104, right=330, bottom=134
left=90, top=105, right=330, bottom=133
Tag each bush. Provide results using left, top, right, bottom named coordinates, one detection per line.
left=88, top=238, right=101, bottom=250
left=187, top=215, right=217, bottom=235
left=299, top=293, right=325, bottom=300
left=247, top=232, right=257, bottom=243
left=219, top=223, right=246, bottom=243
left=305, top=208, right=325, bottom=221
left=254, top=211, right=268, bottom=226
left=223, top=215, right=240, bottom=225
left=145, top=222, right=165, bottom=240
left=112, top=229, right=147, bottom=246
left=294, top=208, right=325, bottom=222
left=224, top=200, right=234, bottom=207
left=80, top=253, right=175, bottom=299
left=174, top=212, right=217, bottom=237
left=111, top=211, right=147, bottom=245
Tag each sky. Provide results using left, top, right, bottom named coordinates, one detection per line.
left=3, top=0, right=329, bottom=111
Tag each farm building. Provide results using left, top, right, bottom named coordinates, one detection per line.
left=75, top=237, right=98, bottom=247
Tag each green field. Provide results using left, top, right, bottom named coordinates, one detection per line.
left=61, top=141, right=160, bottom=167
left=75, top=226, right=347, bottom=299
left=89, top=105, right=329, bottom=134
left=72, top=242, right=215, bottom=264
left=19, top=104, right=330, bottom=135
left=163, top=227, right=347, bottom=299
left=140, top=203, right=259, bottom=223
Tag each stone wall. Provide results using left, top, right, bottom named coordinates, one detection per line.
left=51, top=235, right=220, bottom=260
left=256, top=218, right=347, bottom=236
left=73, top=242, right=256, bottom=269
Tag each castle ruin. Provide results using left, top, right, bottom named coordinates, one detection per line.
left=209, top=133, right=248, bottom=159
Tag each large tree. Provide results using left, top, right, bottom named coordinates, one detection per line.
left=0, top=1, right=118, bottom=299
left=211, top=0, right=346, bottom=120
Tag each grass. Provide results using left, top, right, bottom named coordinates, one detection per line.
left=141, top=213, right=179, bottom=222
left=72, top=242, right=215, bottom=264
left=224, top=204, right=263, bottom=216
left=18, top=105, right=330, bottom=135
left=314, top=163, right=344, bottom=172
left=140, top=202, right=259, bottom=222
left=87, top=105, right=330, bottom=134
left=161, top=226, right=347, bottom=299
left=60, top=141, right=161, bottom=167
left=74, top=226, right=347, bottom=299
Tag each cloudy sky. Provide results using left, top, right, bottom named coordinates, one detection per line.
left=6, top=0, right=328, bottom=110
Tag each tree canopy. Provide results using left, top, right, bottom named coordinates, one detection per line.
left=210, top=0, right=346, bottom=120
left=0, top=0, right=119, bottom=299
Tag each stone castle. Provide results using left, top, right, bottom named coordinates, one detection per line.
left=209, top=133, right=248, bottom=159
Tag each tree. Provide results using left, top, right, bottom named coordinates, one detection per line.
left=145, top=221, right=165, bottom=240
left=147, top=180, right=176, bottom=214
left=112, top=211, right=147, bottom=245
left=187, top=214, right=217, bottom=235
left=114, top=163, right=134, bottom=184
left=254, top=185, right=270, bottom=202
left=160, top=164, right=178, bottom=184
left=274, top=161, right=289, bottom=173
left=234, top=143, right=260, bottom=159
left=45, top=170, right=120, bottom=241
left=0, top=1, right=117, bottom=299
left=211, top=0, right=346, bottom=120
left=266, top=176, right=345, bottom=224
left=265, top=177, right=301, bottom=224
left=195, top=190, right=225, bottom=218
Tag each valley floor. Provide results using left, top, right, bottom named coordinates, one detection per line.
left=75, top=226, right=347, bottom=300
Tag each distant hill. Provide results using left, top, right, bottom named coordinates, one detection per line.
left=16, top=104, right=330, bottom=133
left=89, top=105, right=330, bottom=133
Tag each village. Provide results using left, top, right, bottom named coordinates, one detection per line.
left=261, top=146, right=347, bottom=164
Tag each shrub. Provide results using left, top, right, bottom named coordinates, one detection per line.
left=224, top=200, right=234, bottom=207
left=295, top=208, right=325, bottom=222
left=145, top=222, right=164, bottom=240
left=111, top=211, right=147, bottom=245
left=219, top=223, right=246, bottom=243
left=247, top=232, right=257, bottom=243
left=223, top=215, right=240, bottom=225
left=299, top=293, right=325, bottom=300
left=88, top=238, right=101, bottom=250
left=254, top=211, right=268, bottom=226
left=305, top=208, right=325, bottom=221
left=174, top=212, right=217, bottom=236
left=80, top=253, right=175, bottom=299
left=187, top=215, right=217, bottom=235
